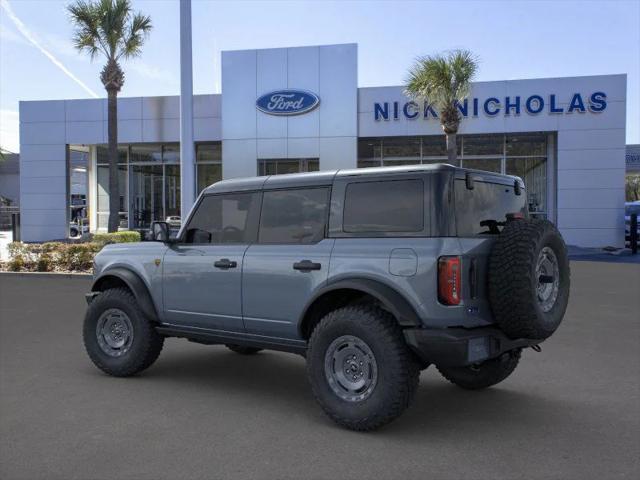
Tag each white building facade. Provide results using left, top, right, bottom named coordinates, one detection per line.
left=19, top=43, right=627, bottom=247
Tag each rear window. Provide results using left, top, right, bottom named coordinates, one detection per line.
left=455, top=180, right=527, bottom=236
left=343, top=179, right=424, bottom=233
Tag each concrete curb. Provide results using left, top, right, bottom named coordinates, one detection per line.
left=0, top=271, right=92, bottom=279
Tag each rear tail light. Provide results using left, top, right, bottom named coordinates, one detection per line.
left=438, top=256, right=461, bottom=305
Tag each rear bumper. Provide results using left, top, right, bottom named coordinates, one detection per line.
left=403, top=326, right=540, bottom=367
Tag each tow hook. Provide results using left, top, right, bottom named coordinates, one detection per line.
left=530, top=344, right=542, bottom=353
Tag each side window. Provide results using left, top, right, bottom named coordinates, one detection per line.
left=259, top=188, right=330, bottom=244
left=184, top=192, right=260, bottom=244
left=343, top=179, right=424, bottom=233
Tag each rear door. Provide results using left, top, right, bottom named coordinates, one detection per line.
left=242, top=187, right=333, bottom=340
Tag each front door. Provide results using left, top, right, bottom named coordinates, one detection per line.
left=162, top=191, right=260, bottom=331
left=242, top=187, right=333, bottom=339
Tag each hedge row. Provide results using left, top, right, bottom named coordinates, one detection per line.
left=2, top=231, right=141, bottom=273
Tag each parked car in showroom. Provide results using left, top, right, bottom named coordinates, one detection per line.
left=165, top=216, right=182, bottom=229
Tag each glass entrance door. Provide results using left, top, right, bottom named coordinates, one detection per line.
left=130, top=164, right=163, bottom=230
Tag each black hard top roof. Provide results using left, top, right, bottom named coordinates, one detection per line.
left=202, top=163, right=522, bottom=194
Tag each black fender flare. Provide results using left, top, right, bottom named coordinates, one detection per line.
left=299, top=278, right=422, bottom=332
left=91, top=267, right=158, bottom=321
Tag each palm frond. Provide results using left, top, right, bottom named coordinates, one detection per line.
left=405, top=49, right=478, bottom=111
left=118, top=13, right=152, bottom=60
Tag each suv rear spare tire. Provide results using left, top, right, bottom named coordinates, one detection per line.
left=488, top=219, right=570, bottom=340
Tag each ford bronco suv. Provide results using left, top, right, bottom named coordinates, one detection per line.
left=84, top=164, right=570, bottom=431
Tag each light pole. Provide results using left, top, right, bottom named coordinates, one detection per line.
left=179, top=0, right=195, bottom=220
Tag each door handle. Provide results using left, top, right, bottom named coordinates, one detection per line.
left=214, top=258, right=237, bottom=269
left=293, top=260, right=321, bottom=271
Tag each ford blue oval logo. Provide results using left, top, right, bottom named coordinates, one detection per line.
left=256, top=90, right=320, bottom=116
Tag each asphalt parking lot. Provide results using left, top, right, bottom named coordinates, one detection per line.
left=1, top=261, right=639, bottom=480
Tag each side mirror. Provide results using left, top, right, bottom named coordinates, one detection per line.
left=151, top=221, right=170, bottom=242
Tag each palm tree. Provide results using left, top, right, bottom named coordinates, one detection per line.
left=405, top=50, right=478, bottom=165
left=68, top=0, right=152, bottom=232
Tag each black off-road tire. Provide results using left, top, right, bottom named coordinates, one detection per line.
left=307, top=305, right=420, bottom=431
left=437, top=350, right=521, bottom=390
left=488, top=219, right=570, bottom=340
left=225, top=344, right=263, bottom=355
left=83, top=287, right=164, bottom=377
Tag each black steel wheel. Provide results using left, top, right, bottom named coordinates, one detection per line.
left=307, top=305, right=420, bottom=431
left=83, top=287, right=164, bottom=377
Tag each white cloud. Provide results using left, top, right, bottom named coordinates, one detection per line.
left=0, top=110, right=19, bottom=153
left=0, top=0, right=99, bottom=98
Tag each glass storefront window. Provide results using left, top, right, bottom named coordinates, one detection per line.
left=463, top=134, right=503, bottom=156
left=97, top=145, right=127, bottom=164
left=97, top=164, right=128, bottom=229
left=357, top=139, right=380, bottom=163
left=357, top=133, right=550, bottom=219
left=506, top=157, right=547, bottom=216
left=130, top=164, right=164, bottom=229
left=196, top=143, right=222, bottom=194
left=164, top=165, right=181, bottom=219
left=130, top=144, right=162, bottom=163
left=163, top=144, right=180, bottom=163
left=506, top=133, right=547, bottom=156
left=197, top=143, right=222, bottom=162
left=258, top=158, right=319, bottom=176
left=421, top=136, right=448, bottom=157
left=382, top=137, right=420, bottom=163
left=197, top=164, right=222, bottom=194
left=462, top=158, right=502, bottom=173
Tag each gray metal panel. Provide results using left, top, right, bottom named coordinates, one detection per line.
left=319, top=44, right=357, bottom=138
left=287, top=46, right=320, bottom=139
left=257, top=48, right=288, bottom=139
left=242, top=239, right=335, bottom=339
left=222, top=49, right=257, bottom=140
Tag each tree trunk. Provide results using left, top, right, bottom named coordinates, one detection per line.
left=107, top=89, right=119, bottom=233
left=446, top=132, right=457, bottom=166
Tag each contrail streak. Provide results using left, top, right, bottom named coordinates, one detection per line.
left=1, top=0, right=100, bottom=98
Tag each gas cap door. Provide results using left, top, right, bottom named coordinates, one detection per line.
left=389, top=248, right=418, bottom=277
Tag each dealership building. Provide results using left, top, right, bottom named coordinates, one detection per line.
left=19, top=43, right=627, bottom=246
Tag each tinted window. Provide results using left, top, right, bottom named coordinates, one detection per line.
left=455, top=180, right=527, bottom=236
left=259, top=188, right=329, bottom=244
left=343, top=180, right=424, bottom=233
left=184, top=193, right=259, bottom=244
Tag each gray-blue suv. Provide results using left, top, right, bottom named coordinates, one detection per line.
left=84, top=164, right=570, bottom=431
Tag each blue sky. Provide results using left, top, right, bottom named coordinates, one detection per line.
left=1, top=0, right=638, bottom=152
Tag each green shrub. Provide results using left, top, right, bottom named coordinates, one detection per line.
left=7, top=242, right=27, bottom=259
left=93, top=231, right=141, bottom=246
left=57, top=243, right=102, bottom=271
left=36, top=253, right=52, bottom=272
left=8, top=255, right=25, bottom=272
left=2, top=240, right=104, bottom=273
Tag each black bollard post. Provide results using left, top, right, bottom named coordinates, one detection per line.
left=630, top=213, right=638, bottom=255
